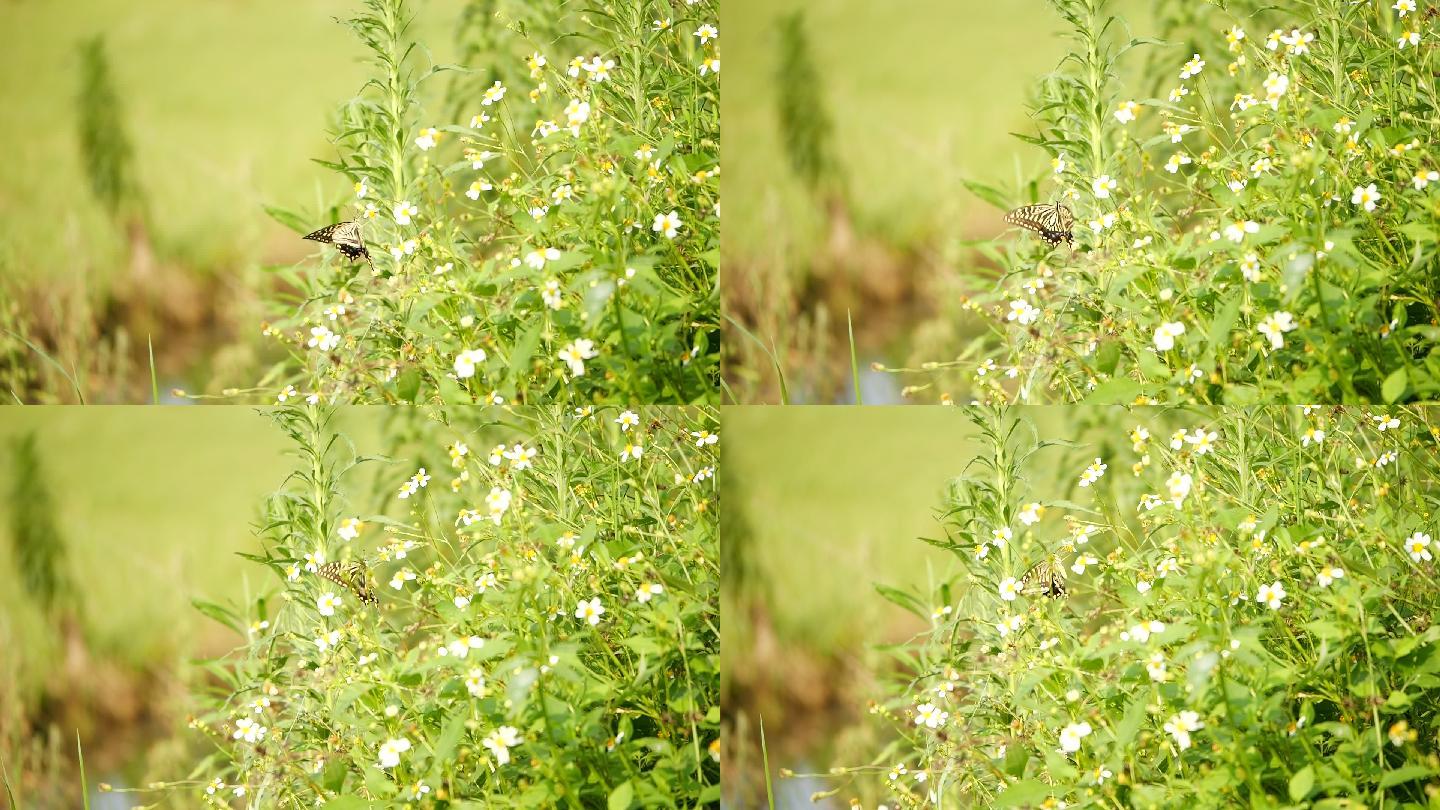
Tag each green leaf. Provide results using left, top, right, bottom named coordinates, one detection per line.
left=1082, top=378, right=1144, bottom=405
left=1288, top=765, right=1314, bottom=801
left=263, top=204, right=310, bottom=234
left=993, top=779, right=1053, bottom=807
left=1382, top=367, right=1408, bottom=403
left=396, top=368, right=422, bottom=402
left=874, top=584, right=927, bottom=620
left=607, top=780, right=635, bottom=810
left=191, top=599, right=242, bottom=634
left=1379, top=765, right=1435, bottom=788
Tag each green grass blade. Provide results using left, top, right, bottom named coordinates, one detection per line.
left=724, top=314, right=789, bottom=404
left=760, top=715, right=775, bottom=810
left=847, top=309, right=862, bottom=405
left=2, top=756, right=17, bottom=809
left=76, top=730, right=90, bottom=810
left=148, top=333, right=159, bottom=404
left=3, top=328, right=85, bottom=404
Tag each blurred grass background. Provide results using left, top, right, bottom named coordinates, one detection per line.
left=0, top=408, right=384, bottom=807
left=721, top=0, right=1151, bottom=404
left=0, top=0, right=464, bottom=402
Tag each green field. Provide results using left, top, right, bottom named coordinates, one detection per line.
left=723, top=0, right=1083, bottom=261
left=0, top=0, right=471, bottom=281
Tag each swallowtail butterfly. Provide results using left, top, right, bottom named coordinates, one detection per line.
left=303, top=221, right=372, bottom=267
left=316, top=560, right=378, bottom=606
left=1021, top=556, right=1068, bottom=599
left=1004, top=202, right=1074, bottom=247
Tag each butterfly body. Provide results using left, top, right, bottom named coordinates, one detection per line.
left=316, top=560, right=378, bottom=606
left=1005, top=203, right=1074, bottom=247
left=304, top=221, right=372, bottom=266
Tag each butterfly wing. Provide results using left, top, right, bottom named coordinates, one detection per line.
left=1005, top=203, right=1073, bottom=247
left=304, top=221, right=372, bottom=266
left=317, top=560, right=378, bottom=606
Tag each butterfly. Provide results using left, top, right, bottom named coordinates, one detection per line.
left=303, top=221, right=372, bottom=266
left=1021, top=556, right=1068, bottom=599
left=316, top=560, right=378, bottom=606
left=1004, top=202, right=1074, bottom=247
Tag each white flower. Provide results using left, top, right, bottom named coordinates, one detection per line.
left=393, top=200, right=418, bottom=225
left=1007, top=299, right=1040, bottom=325
left=1399, top=30, right=1420, bottom=48
left=1092, top=175, right=1118, bottom=198
left=1317, top=566, right=1344, bottom=587
left=575, top=597, right=605, bottom=625
left=308, top=326, right=340, bottom=352
left=313, top=629, right=341, bottom=651
left=1146, top=652, right=1168, bottom=681
left=1127, top=620, right=1165, bottom=643
left=389, top=569, right=417, bottom=590
left=616, top=410, right=640, bottom=431
left=1071, top=554, right=1098, bottom=575
left=1256, top=580, right=1287, bottom=609
left=1078, top=458, right=1108, bottom=487
left=483, top=726, right=522, bottom=765
left=620, top=442, right=644, bottom=462
left=1164, top=711, right=1203, bottom=750
left=1018, top=502, right=1044, bottom=525
left=1058, top=722, right=1093, bottom=753
left=525, top=247, right=562, bottom=269
left=991, top=527, right=1012, bottom=547
left=1396, top=0, right=1416, bottom=16
left=465, top=669, right=486, bottom=697
left=377, top=738, right=412, bottom=769
left=998, top=577, right=1021, bottom=601
left=233, top=717, right=267, bottom=744
left=1257, top=311, right=1297, bottom=349
left=558, top=338, right=599, bottom=377
left=1179, top=53, right=1205, bottom=79
left=337, top=517, right=363, bottom=541
left=652, top=210, right=683, bottom=239
left=1153, top=321, right=1186, bottom=351
left=1406, top=532, right=1432, bottom=562
left=915, top=703, right=949, bottom=729
left=1262, top=72, right=1289, bottom=107
left=1351, top=183, right=1382, bottom=212
left=316, top=591, right=341, bottom=616
left=1114, top=100, right=1140, bottom=124
left=1166, top=471, right=1193, bottom=507
left=482, top=80, right=507, bottom=105
left=454, top=348, right=487, bottom=379
left=1164, top=153, right=1192, bottom=174
left=636, top=583, right=664, bottom=603
left=1223, top=219, right=1260, bottom=243
left=414, top=127, right=439, bottom=151
left=694, top=23, right=718, bottom=43
left=1412, top=169, right=1439, bottom=190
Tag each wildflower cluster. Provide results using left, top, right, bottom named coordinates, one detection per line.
left=911, top=0, right=1440, bottom=405
left=189, top=404, right=719, bottom=805
left=844, top=405, right=1440, bottom=807
left=261, top=0, right=718, bottom=405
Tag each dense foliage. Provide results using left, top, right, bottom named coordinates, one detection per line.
left=906, top=0, right=1440, bottom=405
left=838, top=406, right=1440, bottom=808
left=261, top=0, right=719, bottom=405
left=189, top=405, right=719, bottom=806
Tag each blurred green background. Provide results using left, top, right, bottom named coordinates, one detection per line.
left=0, top=408, right=386, bottom=808
left=721, top=407, right=979, bottom=807
left=721, top=0, right=1151, bottom=404
left=0, top=0, right=464, bottom=402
